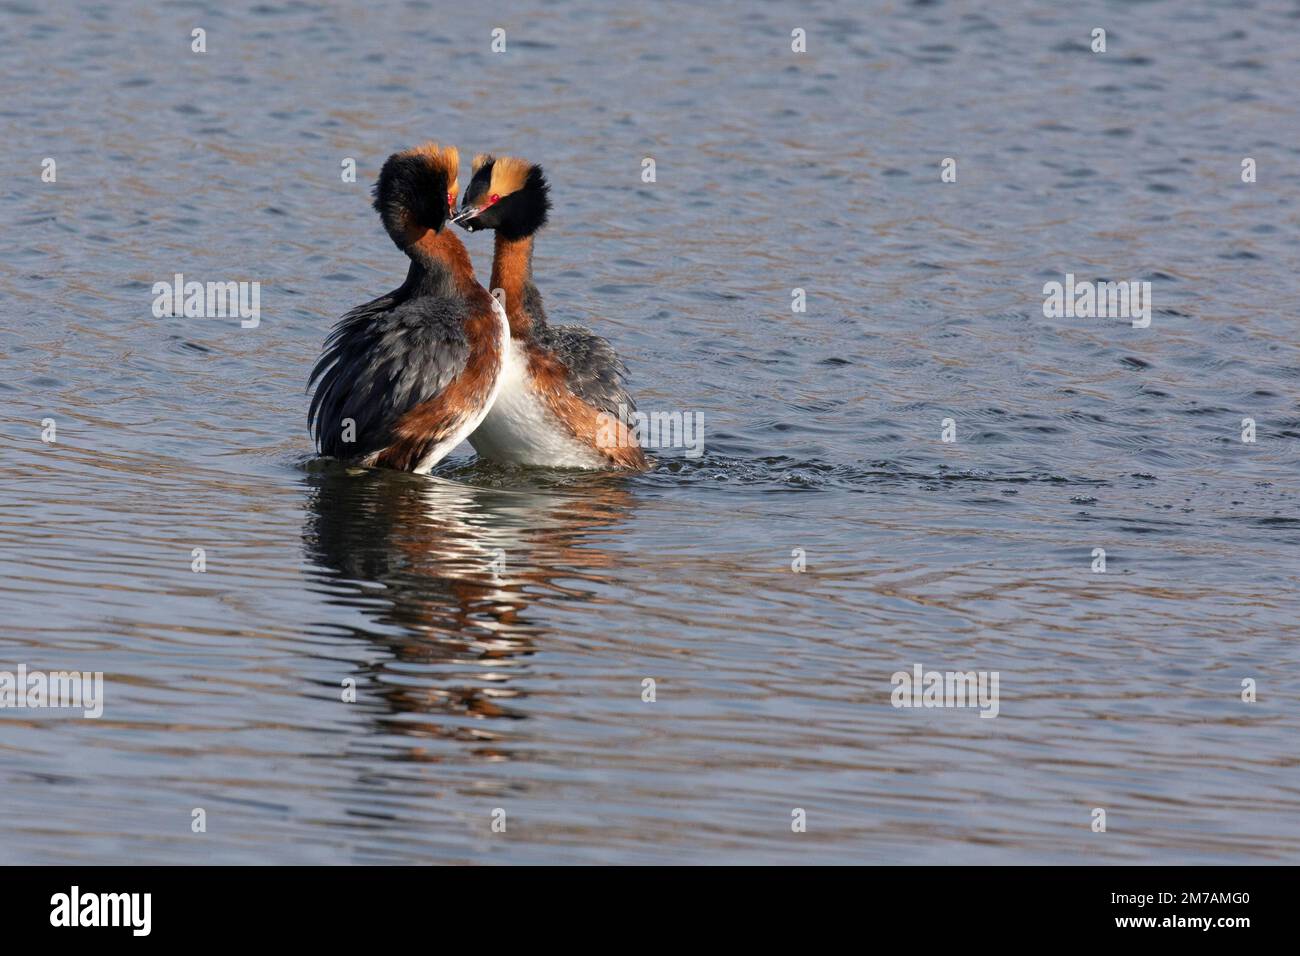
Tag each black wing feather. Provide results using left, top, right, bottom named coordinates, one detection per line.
left=309, top=288, right=471, bottom=460
left=535, top=323, right=638, bottom=422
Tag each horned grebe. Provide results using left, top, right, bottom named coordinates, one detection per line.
left=309, top=143, right=509, bottom=473
left=451, top=154, right=647, bottom=470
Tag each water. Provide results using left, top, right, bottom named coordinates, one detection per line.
left=2, top=0, right=1298, bottom=864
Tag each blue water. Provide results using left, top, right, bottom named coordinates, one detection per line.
left=1, top=0, right=1298, bottom=863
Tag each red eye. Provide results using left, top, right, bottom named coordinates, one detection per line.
left=488, top=194, right=499, bottom=205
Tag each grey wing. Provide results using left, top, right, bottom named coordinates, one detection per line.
left=537, top=323, right=638, bottom=421
left=309, top=295, right=470, bottom=459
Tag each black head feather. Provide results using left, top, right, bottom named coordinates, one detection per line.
left=463, top=158, right=495, bottom=210
left=459, top=158, right=551, bottom=240
left=503, top=165, right=551, bottom=240
left=372, top=149, right=454, bottom=251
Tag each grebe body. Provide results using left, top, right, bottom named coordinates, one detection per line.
left=309, top=144, right=507, bottom=474
left=454, top=154, right=647, bottom=470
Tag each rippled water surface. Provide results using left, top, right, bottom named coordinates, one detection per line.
left=2, top=0, right=1299, bottom=864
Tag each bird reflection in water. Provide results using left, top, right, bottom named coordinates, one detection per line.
left=300, top=463, right=636, bottom=758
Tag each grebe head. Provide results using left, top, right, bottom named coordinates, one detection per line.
left=452, top=154, right=550, bottom=240
left=372, top=142, right=460, bottom=252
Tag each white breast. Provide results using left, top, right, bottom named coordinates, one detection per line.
left=468, top=340, right=609, bottom=469
left=410, top=297, right=512, bottom=474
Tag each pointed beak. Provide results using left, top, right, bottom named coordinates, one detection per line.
left=451, top=199, right=488, bottom=229
left=453, top=193, right=500, bottom=231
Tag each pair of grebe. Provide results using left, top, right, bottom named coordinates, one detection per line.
left=309, top=143, right=646, bottom=472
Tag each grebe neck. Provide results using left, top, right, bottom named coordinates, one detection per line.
left=404, top=227, right=483, bottom=302
left=490, top=232, right=544, bottom=338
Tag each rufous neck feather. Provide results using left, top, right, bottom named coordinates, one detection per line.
left=409, top=227, right=480, bottom=298
left=490, top=232, right=537, bottom=336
